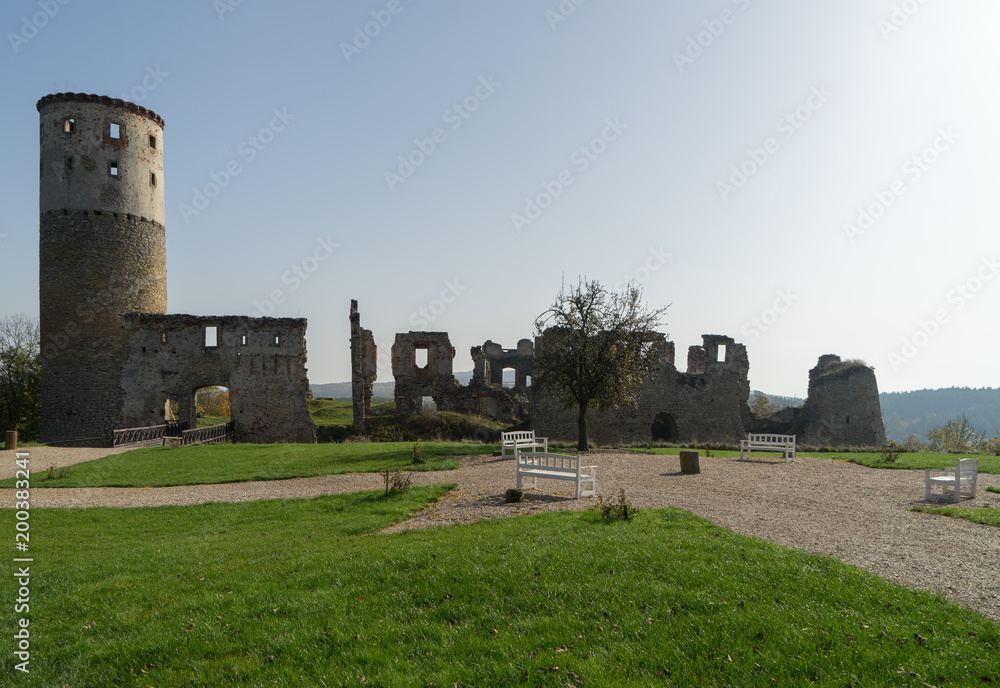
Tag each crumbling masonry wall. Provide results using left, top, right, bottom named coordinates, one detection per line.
left=349, top=300, right=377, bottom=433
left=531, top=334, right=751, bottom=445
left=794, top=355, right=885, bottom=446
left=120, top=314, right=316, bottom=444
left=391, top=332, right=458, bottom=415
left=391, top=332, right=528, bottom=422
left=472, top=339, right=534, bottom=388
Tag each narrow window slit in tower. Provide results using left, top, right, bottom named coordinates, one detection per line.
left=205, top=326, right=218, bottom=348
left=63, top=118, right=75, bottom=133
left=149, top=134, right=156, bottom=149
left=110, top=122, right=120, bottom=139
left=150, top=172, right=156, bottom=187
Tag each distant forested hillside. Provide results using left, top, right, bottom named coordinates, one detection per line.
left=750, top=390, right=804, bottom=408
left=880, top=387, right=1000, bottom=441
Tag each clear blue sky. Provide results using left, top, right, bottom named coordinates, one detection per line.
left=1, top=0, right=997, bottom=397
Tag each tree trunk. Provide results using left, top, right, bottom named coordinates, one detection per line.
left=577, top=403, right=588, bottom=452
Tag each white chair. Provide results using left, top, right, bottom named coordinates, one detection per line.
left=925, top=458, right=978, bottom=502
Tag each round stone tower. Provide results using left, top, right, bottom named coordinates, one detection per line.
left=37, top=93, right=167, bottom=444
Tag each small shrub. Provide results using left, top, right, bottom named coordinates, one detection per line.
left=46, top=465, right=71, bottom=480
left=592, top=489, right=638, bottom=521
left=412, top=439, right=424, bottom=464
left=879, top=442, right=901, bottom=464
left=382, top=468, right=413, bottom=496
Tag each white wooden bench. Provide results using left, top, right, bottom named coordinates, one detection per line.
left=740, top=433, right=796, bottom=462
left=516, top=451, right=596, bottom=499
left=925, top=457, right=978, bottom=502
left=501, top=430, right=548, bottom=460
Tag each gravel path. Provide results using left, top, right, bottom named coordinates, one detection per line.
left=3, top=447, right=1000, bottom=622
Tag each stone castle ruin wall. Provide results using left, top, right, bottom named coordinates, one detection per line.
left=349, top=300, right=377, bottom=433
left=38, top=93, right=316, bottom=445
left=531, top=334, right=752, bottom=446
left=793, top=355, right=886, bottom=446
left=121, top=314, right=316, bottom=444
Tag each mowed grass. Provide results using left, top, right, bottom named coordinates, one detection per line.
left=307, top=398, right=353, bottom=427
left=196, top=414, right=231, bottom=427
left=629, top=447, right=1000, bottom=474
left=3, top=442, right=493, bottom=488
left=912, top=505, right=1000, bottom=528
left=2, top=500, right=997, bottom=687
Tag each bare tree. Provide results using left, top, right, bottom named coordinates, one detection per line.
left=534, top=279, right=667, bottom=451
left=0, top=314, right=41, bottom=440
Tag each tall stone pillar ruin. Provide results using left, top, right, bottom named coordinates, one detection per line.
left=349, top=300, right=377, bottom=433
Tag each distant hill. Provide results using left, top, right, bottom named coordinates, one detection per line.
left=750, top=390, right=804, bottom=408
left=879, top=387, right=1000, bottom=442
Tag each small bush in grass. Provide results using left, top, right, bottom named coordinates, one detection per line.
left=412, top=439, right=424, bottom=464
left=46, top=464, right=71, bottom=480
left=592, top=489, right=638, bottom=521
left=382, top=468, right=413, bottom=496
left=879, top=442, right=902, bottom=464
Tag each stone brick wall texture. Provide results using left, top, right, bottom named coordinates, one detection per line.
left=121, top=314, right=316, bottom=444
left=531, top=335, right=751, bottom=446
left=794, top=355, right=886, bottom=447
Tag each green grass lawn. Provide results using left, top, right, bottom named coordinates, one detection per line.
left=2, top=498, right=997, bottom=686
left=628, top=447, right=1000, bottom=474
left=307, top=398, right=353, bottom=427
left=912, top=505, right=1000, bottom=528
left=196, top=414, right=231, bottom=428
left=3, top=442, right=493, bottom=488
